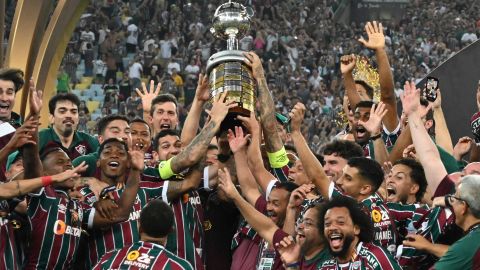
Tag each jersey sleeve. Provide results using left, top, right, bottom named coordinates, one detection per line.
left=433, top=175, right=456, bottom=198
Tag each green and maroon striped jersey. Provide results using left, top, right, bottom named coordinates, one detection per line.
left=319, top=242, right=401, bottom=270
left=80, top=177, right=166, bottom=268
left=0, top=200, right=20, bottom=270
left=329, top=183, right=401, bottom=254
left=165, top=190, right=205, bottom=270
left=24, top=187, right=92, bottom=270
left=93, top=240, right=193, bottom=270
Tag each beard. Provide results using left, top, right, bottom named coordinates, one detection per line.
left=62, top=126, right=74, bottom=137
left=329, top=233, right=355, bottom=259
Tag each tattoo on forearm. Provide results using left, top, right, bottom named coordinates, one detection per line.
left=174, top=121, right=217, bottom=171
left=168, top=181, right=184, bottom=198
left=257, top=76, right=283, bottom=150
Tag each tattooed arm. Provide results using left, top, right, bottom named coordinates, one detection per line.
left=168, top=91, right=236, bottom=175
left=166, top=164, right=203, bottom=202
left=244, top=52, right=284, bottom=153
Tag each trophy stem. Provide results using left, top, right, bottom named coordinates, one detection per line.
left=226, top=28, right=239, bottom=50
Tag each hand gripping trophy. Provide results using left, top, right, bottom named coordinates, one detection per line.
left=207, top=1, right=255, bottom=132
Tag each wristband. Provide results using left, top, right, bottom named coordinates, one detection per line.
left=41, top=176, right=53, bottom=187
left=159, top=158, right=175, bottom=179
left=370, top=133, right=382, bottom=141
left=267, top=146, right=289, bottom=169
left=285, top=262, right=300, bottom=268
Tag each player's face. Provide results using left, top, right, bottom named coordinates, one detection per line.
left=99, top=141, right=129, bottom=179
left=324, top=207, right=359, bottom=258
left=266, top=188, right=290, bottom=226
left=50, top=100, right=79, bottom=137
left=43, top=150, right=75, bottom=189
left=154, top=135, right=181, bottom=161
left=323, top=153, right=348, bottom=183
left=130, top=122, right=151, bottom=151
left=151, top=102, right=178, bottom=133
left=448, top=186, right=469, bottom=228
left=276, top=122, right=290, bottom=144
left=386, top=164, right=417, bottom=203
left=288, top=159, right=310, bottom=185
left=0, top=79, right=16, bottom=120
left=297, top=207, right=322, bottom=255
left=352, top=107, right=371, bottom=145
left=336, top=165, right=369, bottom=199
left=99, top=120, right=132, bottom=147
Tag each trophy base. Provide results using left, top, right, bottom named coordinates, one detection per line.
left=219, top=107, right=252, bottom=135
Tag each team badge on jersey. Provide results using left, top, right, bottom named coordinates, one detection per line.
left=75, top=144, right=87, bottom=155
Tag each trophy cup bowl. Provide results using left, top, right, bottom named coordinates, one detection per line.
left=207, top=1, right=255, bottom=133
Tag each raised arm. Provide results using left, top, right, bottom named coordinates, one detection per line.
left=218, top=167, right=278, bottom=246
left=164, top=91, right=236, bottom=177
left=92, top=149, right=143, bottom=227
left=402, top=81, right=447, bottom=196
left=359, top=102, right=389, bottom=165
left=238, top=113, right=278, bottom=192
left=431, top=89, right=454, bottom=154
left=289, top=103, right=330, bottom=198
left=340, top=54, right=362, bottom=109
left=180, top=74, right=210, bottom=145
left=243, top=52, right=287, bottom=168
left=359, top=21, right=398, bottom=132
left=228, top=126, right=261, bottom=205
left=22, top=79, right=44, bottom=179
left=0, top=163, right=87, bottom=199
left=166, top=162, right=203, bottom=202
left=136, top=80, right=161, bottom=130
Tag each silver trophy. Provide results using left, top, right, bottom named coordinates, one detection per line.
left=207, top=1, right=255, bottom=132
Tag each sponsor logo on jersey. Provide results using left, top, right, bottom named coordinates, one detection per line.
left=124, top=250, right=154, bottom=269
left=53, top=220, right=81, bottom=237
left=128, top=210, right=141, bottom=221
left=75, top=144, right=87, bottom=155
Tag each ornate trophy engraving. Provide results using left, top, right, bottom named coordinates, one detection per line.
left=207, top=1, right=255, bottom=132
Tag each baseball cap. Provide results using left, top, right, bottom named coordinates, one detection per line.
left=6, top=151, right=22, bottom=171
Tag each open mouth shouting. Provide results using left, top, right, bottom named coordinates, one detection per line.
left=107, top=161, right=120, bottom=169
left=355, top=125, right=367, bottom=139
left=386, top=185, right=397, bottom=201
left=0, top=102, right=11, bottom=115
left=328, top=232, right=344, bottom=251
left=160, top=124, right=171, bottom=130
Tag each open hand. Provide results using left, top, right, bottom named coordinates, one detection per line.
left=358, top=102, right=388, bottom=135
left=400, top=81, right=421, bottom=116
left=6, top=115, right=39, bottom=149
left=206, top=91, right=237, bottom=124
left=135, top=80, right=161, bottom=113
left=358, top=21, right=386, bottom=50
left=227, top=126, right=251, bottom=154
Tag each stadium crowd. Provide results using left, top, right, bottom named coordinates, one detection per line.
left=1, top=0, right=480, bottom=269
